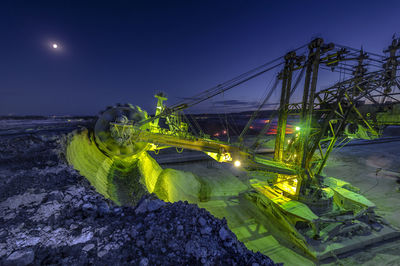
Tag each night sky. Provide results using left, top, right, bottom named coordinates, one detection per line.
left=1, top=0, right=400, bottom=116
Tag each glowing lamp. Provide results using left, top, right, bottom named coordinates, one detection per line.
left=234, top=160, right=241, bottom=167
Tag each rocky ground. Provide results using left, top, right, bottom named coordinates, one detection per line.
left=0, top=120, right=277, bottom=265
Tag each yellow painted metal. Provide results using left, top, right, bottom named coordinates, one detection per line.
left=246, top=182, right=317, bottom=259
left=206, top=151, right=232, bottom=163
left=274, top=174, right=300, bottom=197
left=250, top=181, right=319, bottom=223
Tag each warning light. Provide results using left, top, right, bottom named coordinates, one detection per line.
left=234, top=160, right=241, bottom=167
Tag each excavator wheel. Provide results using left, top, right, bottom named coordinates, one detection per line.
left=94, top=104, right=151, bottom=158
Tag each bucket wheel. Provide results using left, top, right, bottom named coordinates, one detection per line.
left=94, top=104, right=152, bottom=158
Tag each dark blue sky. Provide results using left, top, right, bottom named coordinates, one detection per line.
left=1, top=0, right=400, bottom=115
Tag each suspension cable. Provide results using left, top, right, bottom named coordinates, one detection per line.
left=174, top=62, right=285, bottom=110
left=239, top=76, right=280, bottom=140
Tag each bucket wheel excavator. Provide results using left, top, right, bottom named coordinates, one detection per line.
left=244, top=38, right=400, bottom=260
left=78, top=38, right=400, bottom=261
left=93, top=94, right=294, bottom=174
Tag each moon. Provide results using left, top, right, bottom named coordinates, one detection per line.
left=52, top=43, right=58, bottom=49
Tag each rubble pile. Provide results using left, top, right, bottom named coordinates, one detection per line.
left=0, top=125, right=277, bottom=265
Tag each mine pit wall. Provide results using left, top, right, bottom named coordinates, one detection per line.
left=66, top=130, right=201, bottom=206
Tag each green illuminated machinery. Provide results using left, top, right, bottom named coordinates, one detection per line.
left=90, top=38, right=400, bottom=261
left=245, top=38, right=400, bottom=259
left=94, top=93, right=294, bottom=174
left=94, top=98, right=242, bottom=162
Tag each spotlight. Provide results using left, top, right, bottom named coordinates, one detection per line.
left=234, top=160, right=241, bottom=167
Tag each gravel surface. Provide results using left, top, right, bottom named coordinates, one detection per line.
left=0, top=121, right=277, bottom=265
